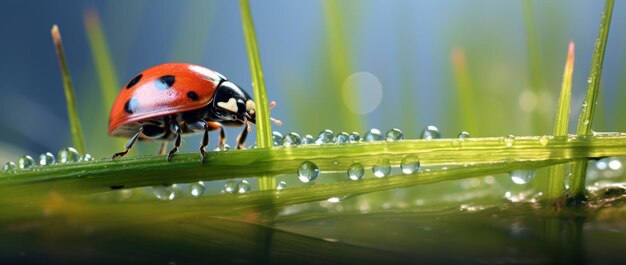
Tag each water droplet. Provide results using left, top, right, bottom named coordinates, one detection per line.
left=458, top=131, right=470, bottom=139
left=58, top=147, right=81, bottom=163
left=510, top=169, right=536, bottom=185
left=582, top=101, right=588, bottom=107
left=385, top=128, right=404, bottom=141
left=236, top=180, right=250, bottom=193
left=272, top=131, right=283, bottom=146
left=153, top=185, right=176, bottom=200
left=400, top=155, right=420, bottom=174
left=83, top=153, right=95, bottom=162
left=18, top=156, right=35, bottom=169
left=297, top=160, right=320, bottom=183
left=223, top=180, right=237, bottom=193
left=39, top=152, right=56, bottom=166
left=587, top=77, right=592, bottom=84
left=301, top=134, right=314, bottom=145
left=347, top=163, right=365, bottom=180
left=372, top=158, right=391, bottom=177
left=582, top=119, right=590, bottom=125
left=2, top=162, right=16, bottom=172
left=363, top=128, right=383, bottom=142
left=539, top=135, right=549, bottom=146
left=276, top=181, right=287, bottom=190
left=608, top=158, right=622, bottom=171
left=189, top=181, right=206, bottom=197
left=214, top=144, right=231, bottom=151
left=316, top=129, right=335, bottom=144
left=421, top=125, right=441, bottom=139
left=335, top=132, right=350, bottom=144
left=282, top=132, right=302, bottom=146
left=349, top=132, right=361, bottom=143
left=504, top=135, right=515, bottom=147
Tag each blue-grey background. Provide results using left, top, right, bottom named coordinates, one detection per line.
left=0, top=0, right=624, bottom=162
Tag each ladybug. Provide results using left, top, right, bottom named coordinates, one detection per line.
left=109, top=62, right=276, bottom=162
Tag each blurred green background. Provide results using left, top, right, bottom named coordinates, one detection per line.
left=0, top=0, right=624, bottom=162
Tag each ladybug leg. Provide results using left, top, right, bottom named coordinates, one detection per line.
left=158, top=141, right=168, bottom=155
left=199, top=122, right=210, bottom=163
left=218, top=126, right=226, bottom=149
left=236, top=123, right=249, bottom=149
left=112, top=127, right=143, bottom=159
left=166, top=124, right=182, bottom=161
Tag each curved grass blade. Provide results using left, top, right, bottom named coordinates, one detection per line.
left=3, top=135, right=626, bottom=197
left=546, top=41, right=574, bottom=199
left=240, top=0, right=274, bottom=190
left=569, top=0, right=614, bottom=201
left=51, top=25, right=86, bottom=154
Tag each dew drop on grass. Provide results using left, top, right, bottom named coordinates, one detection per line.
left=504, top=135, right=515, bottom=147
left=401, top=155, right=420, bottom=174
left=385, top=128, right=404, bottom=141
left=349, top=132, right=361, bottom=143
left=302, top=134, right=315, bottom=145
left=298, top=160, right=320, bottom=183
left=421, top=125, right=441, bottom=139
left=214, top=144, right=231, bottom=151
left=539, top=135, right=549, bottom=146
left=223, top=180, right=237, bottom=193
left=189, top=181, right=206, bottom=197
left=316, top=129, right=335, bottom=144
left=237, top=180, right=250, bottom=193
left=39, top=152, right=56, bottom=166
left=83, top=153, right=95, bottom=161
left=272, top=131, right=283, bottom=146
left=373, top=158, right=391, bottom=177
left=18, top=156, right=35, bottom=169
left=582, top=119, right=590, bottom=125
left=347, top=163, right=365, bottom=180
left=58, top=147, right=81, bottom=163
left=510, top=169, right=536, bottom=185
left=153, top=185, right=176, bottom=200
left=363, top=128, right=383, bottom=142
left=276, top=181, right=287, bottom=190
left=458, top=131, right=470, bottom=139
left=335, top=132, right=350, bottom=144
left=2, top=162, right=16, bottom=172
left=282, top=132, right=302, bottom=146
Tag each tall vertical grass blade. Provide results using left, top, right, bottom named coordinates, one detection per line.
left=51, top=25, right=86, bottom=154
left=84, top=10, right=120, bottom=115
left=547, top=41, right=575, bottom=200
left=239, top=0, right=274, bottom=190
left=451, top=48, right=477, bottom=134
left=569, top=0, right=614, bottom=201
left=521, top=1, right=546, bottom=133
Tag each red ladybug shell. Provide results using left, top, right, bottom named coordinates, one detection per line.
left=109, top=63, right=226, bottom=137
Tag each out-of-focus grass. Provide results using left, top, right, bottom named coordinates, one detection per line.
left=522, top=1, right=547, bottom=133
left=51, top=25, right=86, bottom=154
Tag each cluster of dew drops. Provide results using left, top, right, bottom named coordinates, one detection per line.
left=1, top=147, right=95, bottom=173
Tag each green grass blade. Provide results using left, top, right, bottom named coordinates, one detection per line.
left=546, top=42, right=575, bottom=199
left=451, top=48, right=477, bottom=134
left=569, top=0, right=614, bottom=200
left=51, top=25, right=86, bottom=154
left=240, top=0, right=274, bottom=190
left=521, top=0, right=546, bottom=132
left=3, top=135, right=626, bottom=196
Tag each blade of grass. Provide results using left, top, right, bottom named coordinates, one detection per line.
left=3, top=135, right=626, bottom=196
left=546, top=41, right=575, bottom=200
left=569, top=0, right=614, bottom=201
left=451, top=48, right=477, bottom=134
left=521, top=0, right=547, bottom=133
left=240, top=0, right=274, bottom=190
left=51, top=25, right=86, bottom=154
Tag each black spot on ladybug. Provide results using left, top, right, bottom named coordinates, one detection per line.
left=187, top=91, right=199, bottom=101
left=126, top=74, right=142, bottom=89
left=124, top=98, right=139, bottom=114
left=110, top=185, right=125, bottom=190
left=155, top=75, right=175, bottom=90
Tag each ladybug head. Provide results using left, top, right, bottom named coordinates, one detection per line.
left=211, top=81, right=256, bottom=124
